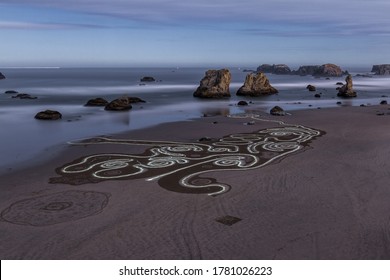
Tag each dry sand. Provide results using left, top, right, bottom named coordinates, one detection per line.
left=1, top=104, right=390, bottom=259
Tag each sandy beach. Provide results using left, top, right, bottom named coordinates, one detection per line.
left=0, top=104, right=390, bottom=259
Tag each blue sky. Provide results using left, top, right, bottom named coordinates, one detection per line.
left=0, top=0, right=389, bottom=67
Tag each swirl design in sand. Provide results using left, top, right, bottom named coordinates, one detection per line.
left=1, top=190, right=110, bottom=226
left=50, top=114, right=324, bottom=196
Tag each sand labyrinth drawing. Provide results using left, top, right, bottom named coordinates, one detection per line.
left=50, top=114, right=325, bottom=196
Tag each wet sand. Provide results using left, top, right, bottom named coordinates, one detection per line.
left=1, top=105, right=390, bottom=259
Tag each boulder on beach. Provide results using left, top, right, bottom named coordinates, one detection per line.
left=270, top=106, right=286, bottom=116
left=0, top=72, right=5, bottom=79
left=140, top=76, right=156, bottom=82
left=12, top=93, right=37, bottom=99
left=35, top=110, right=62, bottom=120
left=193, top=69, right=231, bottom=98
left=84, top=98, right=109, bottom=106
left=256, top=64, right=291, bottom=75
left=371, top=64, right=390, bottom=75
left=237, top=72, right=278, bottom=96
left=293, top=64, right=343, bottom=77
left=105, top=97, right=133, bottom=111
left=306, top=84, right=316, bottom=91
left=337, top=75, right=357, bottom=98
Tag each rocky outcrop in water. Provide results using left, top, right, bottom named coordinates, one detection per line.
left=140, top=76, right=156, bottom=82
left=85, top=98, right=109, bottom=106
left=105, top=97, right=134, bottom=111
left=0, top=72, right=5, bottom=79
left=257, top=64, right=291, bottom=75
left=237, top=72, right=278, bottom=96
left=5, top=90, right=18, bottom=94
left=306, top=85, right=316, bottom=91
left=337, top=75, right=357, bottom=97
left=193, top=69, right=231, bottom=98
left=35, top=110, right=62, bottom=120
left=12, top=93, right=37, bottom=99
left=293, top=64, right=344, bottom=77
left=371, top=64, right=390, bottom=75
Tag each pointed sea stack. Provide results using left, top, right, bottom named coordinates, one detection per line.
left=193, top=69, right=231, bottom=98
left=237, top=72, right=278, bottom=96
left=0, top=72, right=5, bottom=79
left=338, top=75, right=357, bottom=97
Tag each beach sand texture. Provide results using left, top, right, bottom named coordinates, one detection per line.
left=0, top=105, right=390, bottom=259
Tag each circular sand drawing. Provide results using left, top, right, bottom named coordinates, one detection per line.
left=1, top=190, right=110, bottom=226
left=50, top=114, right=324, bottom=196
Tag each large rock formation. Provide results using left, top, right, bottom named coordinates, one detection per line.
left=337, top=75, right=357, bottom=97
left=0, top=72, right=5, bottom=79
left=257, top=64, right=291, bottom=74
left=237, top=72, right=278, bottom=96
left=193, top=69, right=231, bottom=98
left=371, top=64, right=390, bottom=75
left=293, top=64, right=343, bottom=77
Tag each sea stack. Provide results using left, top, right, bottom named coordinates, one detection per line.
left=237, top=72, right=278, bottom=96
left=0, top=72, right=5, bottom=79
left=338, top=75, right=357, bottom=97
left=256, top=64, right=291, bottom=75
left=193, top=69, right=231, bottom=98
left=371, top=64, right=390, bottom=75
left=293, top=64, right=343, bottom=77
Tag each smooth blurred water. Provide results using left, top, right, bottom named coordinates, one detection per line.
left=0, top=67, right=389, bottom=174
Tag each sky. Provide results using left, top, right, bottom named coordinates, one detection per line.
left=0, top=0, right=390, bottom=68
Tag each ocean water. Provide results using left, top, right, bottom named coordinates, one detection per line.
left=0, top=67, right=389, bottom=174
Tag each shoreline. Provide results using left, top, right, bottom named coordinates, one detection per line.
left=1, top=105, right=390, bottom=259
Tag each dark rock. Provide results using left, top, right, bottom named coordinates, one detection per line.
left=237, top=100, right=249, bottom=106
left=237, top=72, right=278, bottom=96
left=12, top=93, right=37, bottom=99
left=0, top=72, right=5, bottom=79
left=193, top=69, right=231, bottom=98
left=380, top=100, right=388, bottom=105
left=198, top=137, right=211, bottom=142
left=104, top=97, right=132, bottom=111
left=336, top=82, right=344, bottom=85
left=84, top=98, right=109, bottom=106
left=371, top=64, right=390, bottom=75
left=242, top=69, right=254, bottom=72
left=293, top=64, right=343, bottom=77
left=140, top=76, right=155, bottom=82
left=35, top=110, right=62, bottom=120
left=314, top=94, right=321, bottom=98
left=126, top=97, right=146, bottom=103
left=337, top=102, right=342, bottom=105
left=306, top=84, right=316, bottom=91
left=270, top=106, right=285, bottom=116
left=360, top=104, right=366, bottom=107
left=5, top=90, right=18, bottom=94
left=337, top=75, right=357, bottom=98
left=256, top=64, right=291, bottom=75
